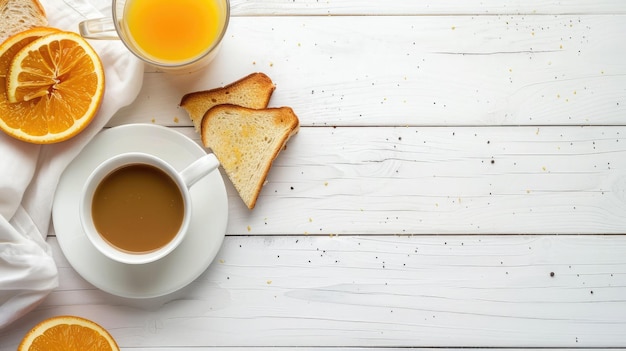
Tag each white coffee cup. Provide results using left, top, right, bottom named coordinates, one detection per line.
left=79, top=152, right=219, bottom=264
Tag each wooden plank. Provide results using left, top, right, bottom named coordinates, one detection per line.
left=231, top=0, right=626, bottom=15
left=88, top=0, right=626, bottom=16
left=150, top=125, right=626, bottom=235
left=109, top=15, right=626, bottom=127
left=2, top=236, right=624, bottom=348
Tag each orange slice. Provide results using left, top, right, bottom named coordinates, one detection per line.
left=1, top=30, right=105, bottom=144
left=0, top=28, right=59, bottom=143
left=0, top=28, right=60, bottom=78
left=18, top=315, right=120, bottom=351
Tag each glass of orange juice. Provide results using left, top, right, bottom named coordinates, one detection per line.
left=79, top=0, right=229, bottom=72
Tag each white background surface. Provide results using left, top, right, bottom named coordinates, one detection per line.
left=1, top=0, right=626, bottom=349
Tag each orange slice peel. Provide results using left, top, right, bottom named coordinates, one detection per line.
left=0, top=29, right=105, bottom=144
left=18, top=315, right=120, bottom=351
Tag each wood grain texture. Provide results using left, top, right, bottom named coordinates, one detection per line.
left=151, top=126, right=626, bottom=235
left=1, top=236, right=624, bottom=348
left=109, top=15, right=626, bottom=127
left=230, top=0, right=626, bottom=15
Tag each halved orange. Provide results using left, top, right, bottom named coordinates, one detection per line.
left=1, top=30, right=104, bottom=144
left=0, top=28, right=59, bottom=142
left=0, top=28, right=60, bottom=78
left=18, top=315, right=120, bottom=351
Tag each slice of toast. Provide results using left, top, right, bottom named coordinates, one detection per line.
left=201, top=104, right=299, bottom=209
left=180, top=72, right=275, bottom=132
left=0, top=0, right=48, bottom=44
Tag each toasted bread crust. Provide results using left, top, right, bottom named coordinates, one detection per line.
left=0, top=0, right=48, bottom=44
left=180, top=72, right=276, bottom=132
left=200, top=104, right=299, bottom=209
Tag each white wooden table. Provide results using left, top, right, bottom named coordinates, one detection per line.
left=2, top=1, right=626, bottom=349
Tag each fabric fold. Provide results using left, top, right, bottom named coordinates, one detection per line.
left=0, top=0, right=144, bottom=329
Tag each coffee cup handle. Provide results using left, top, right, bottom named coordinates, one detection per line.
left=78, top=17, right=120, bottom=40
left=180, top=154, right=220, bottom=189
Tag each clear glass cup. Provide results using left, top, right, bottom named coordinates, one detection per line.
left=79, top=0, right=230, bottom=73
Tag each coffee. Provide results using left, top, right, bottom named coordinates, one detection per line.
left=91, top=163, right=184, bottom=253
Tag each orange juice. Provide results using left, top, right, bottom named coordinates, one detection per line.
left=124, top=0, right=222, bottom=63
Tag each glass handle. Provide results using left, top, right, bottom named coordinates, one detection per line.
left=78, top=17, right=120, bottom=40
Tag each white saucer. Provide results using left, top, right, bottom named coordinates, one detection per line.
left=52, top=124, right=228, bottom=298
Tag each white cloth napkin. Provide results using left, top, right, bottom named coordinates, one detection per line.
left=0, top=0, right=143, bottom=329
